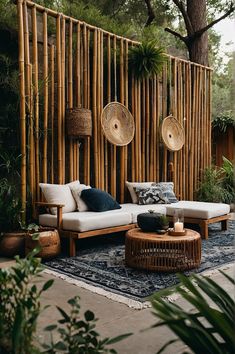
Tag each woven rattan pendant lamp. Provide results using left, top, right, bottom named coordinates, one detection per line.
left=100, top=39, right=134, bottom=146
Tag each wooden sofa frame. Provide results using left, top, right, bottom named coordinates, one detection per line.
left=35, top=202, right=136, bottom=257
left=35, top=202, right=230, bottom=257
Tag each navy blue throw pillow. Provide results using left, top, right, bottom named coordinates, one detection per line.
left=81, top=188, right=121, bottom=212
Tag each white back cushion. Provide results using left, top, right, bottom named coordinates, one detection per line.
left=70, top=184, right=91, bottom=211
left=39, top=183, right=77, bottom=214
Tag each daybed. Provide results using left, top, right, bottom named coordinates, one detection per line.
left=36, top=181, right=230, bottom=257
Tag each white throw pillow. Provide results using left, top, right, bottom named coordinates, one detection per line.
left=125, top=181, right=153, bottom=204
left=39, top=183, right=77, bottom=215
left=70, top=184, right=91, bottom=211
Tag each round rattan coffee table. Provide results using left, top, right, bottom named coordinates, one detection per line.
left=125, top=228, right=201, bottom=272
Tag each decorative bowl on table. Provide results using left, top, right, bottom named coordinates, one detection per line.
left=137, top=210, right=169, bottom=232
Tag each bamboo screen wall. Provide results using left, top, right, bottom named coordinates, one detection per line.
left=17, top=0, right=212, bottom=213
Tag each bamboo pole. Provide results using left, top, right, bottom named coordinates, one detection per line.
left=146, top=78, right=150, bottom=180
left=141, top=79, right=146, bottom=181
left=156, top=76, right=160, bottom=182
left=191, top=65, right=197, bottom=197
left=105, top=34, right=111, bottom=192
left=137, top=79, right=142, bottom=181
left=18, top=0, right=26, bottom=218
left=173, top=59, right=177, bottom=193
left=149, top=79, right=154, bottom=181
left=86, top=29, right=91, bottom=185
left=32, top=5, right=40, bottom=198
left=99, top=30, right=104, bottom=190
left=29, top=63, right=36, bottom=213
left=162, top=62, right=168, bottom=181
left=42, top=11, right=48, bottom=182
left=50, top=45, right=55, bottom=183
left=23, top=2, right=34, bottom=203
left=134, top=78, right=139, bottom=181
left=61, top=16, right=66, bottom=183
left=92, top=29, right=98, bottom=187
left=68, top=19, right=74, bottom=181
left=76, top=23, right=81, bottom=106
left=120, top=38, right=125, bottom=202
left=188, top=62, right=192, bottom=199
left=152, top=76, right=157, bottom=181
left=124, top=40, right=128, bottom=187
left=208, top=70, right=212, bottom=165
left=110, top=35, right=117, bottom=197
left=97, top=29, right=101, bottom=188
left=56, top=14, right=62, bottom=184
left=75, top=23, right=81, bottom=180
left=131, top=44, right=135, bottom=181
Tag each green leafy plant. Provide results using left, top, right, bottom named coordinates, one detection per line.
left=129, top=40, right=166, bottom=79
left=0, top=251, right=131, bottom=353
left=219, top=156, right=235, bottom=204
left=212, top=111, right=234, bottom=133
left=0, top=178, right=22, bottom=234
left=151, top=272, right=235, bottom=354
left=0, top=249, right=53, bottom=353
left=196, top=166, right=224, bottom=203
left=197, top=158, right=235, bottom=204
left=43, top=296, right=131, bottom=353
left=158, top=215, right=169, bottom=227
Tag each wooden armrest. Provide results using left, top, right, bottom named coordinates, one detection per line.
left=35, top=202, right=65, bottom=208
left=34, top=202, right=64, bottom=230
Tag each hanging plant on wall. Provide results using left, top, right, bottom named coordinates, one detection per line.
left=129, top=40, right=166, bottom=80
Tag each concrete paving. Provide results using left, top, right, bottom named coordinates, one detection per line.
left=1, top=213, right=234, bottom=353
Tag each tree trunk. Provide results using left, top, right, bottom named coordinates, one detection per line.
left=187, top=0, right=208, bottom=66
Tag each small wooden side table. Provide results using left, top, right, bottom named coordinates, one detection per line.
left=125, top=228, right=201, bottom=272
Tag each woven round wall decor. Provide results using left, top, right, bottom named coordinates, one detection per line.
left=101, top=102, right=135, bottom=146
left=161, top=115, right=185, bottom=151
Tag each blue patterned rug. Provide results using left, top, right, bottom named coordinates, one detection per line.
left=45, top=221, right=235, bottom=302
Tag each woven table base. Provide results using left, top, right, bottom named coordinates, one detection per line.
left=125, top=228, right=201, bottom=272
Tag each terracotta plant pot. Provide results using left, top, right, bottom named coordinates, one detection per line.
left=0, top=231, right=25, bottom=257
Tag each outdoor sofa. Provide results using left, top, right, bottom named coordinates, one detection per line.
left=36, top=181, right=230, bottom=257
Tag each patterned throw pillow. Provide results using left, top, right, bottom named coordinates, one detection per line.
left=134, top=187, right=170, bottom=205
left=151, top=182, right=178, bottom=203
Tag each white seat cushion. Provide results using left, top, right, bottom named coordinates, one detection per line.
left=39, top=209, right=132, bottom=232
left=166, top=201, right=230, bottom=219
left=121, top=203, right=167, bottom=223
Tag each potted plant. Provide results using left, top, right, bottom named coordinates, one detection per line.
left=0, top=178, right=25, bottom=257
left=158, top=215, right=169, bottom=231
left=129, top=40, right=166, bottom=80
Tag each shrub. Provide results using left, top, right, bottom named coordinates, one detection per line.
left=0, top=251, right=131, bottom=353
left=196, top=166, right=224, bottom=203
left=212, top=111, right=234, bottom=133
left=0, top=249, right=51, bottom=353
left=219, top=156, right=235, bottom=204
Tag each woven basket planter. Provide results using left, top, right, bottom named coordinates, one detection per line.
left=25, top=229, right=61, bottom=259
left=66, top=107, right=92, bottom=138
